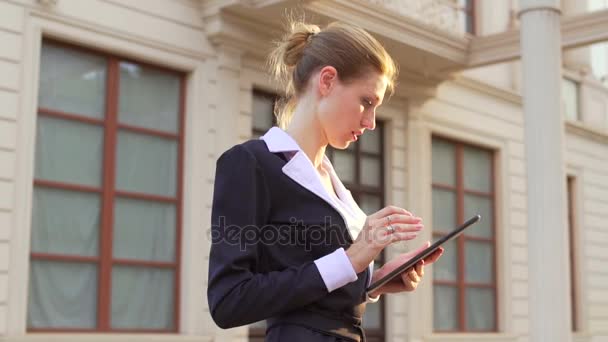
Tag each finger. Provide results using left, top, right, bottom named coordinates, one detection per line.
left=388, top=214, right=423, bottom=225
left=408, top=268, right=420, bottom=283
left=372, top=206, right=411, bottom=221
left=390, top=223, right=424, bottom=233
left=388, top=232, right=419, bottom=244
left=423, top=247, right=444, bottom=264
left=369, top=215, right=419, bottom=229
left=415, top=260, right=423, bottom=276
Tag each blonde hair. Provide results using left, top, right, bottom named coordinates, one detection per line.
left=268, top=21, right=398, bottom=129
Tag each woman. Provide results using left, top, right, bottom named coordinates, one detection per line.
left=207, top=21, right=444, bottom=341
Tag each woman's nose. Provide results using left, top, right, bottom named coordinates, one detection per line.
left=361, top=111, right=376, bottom=130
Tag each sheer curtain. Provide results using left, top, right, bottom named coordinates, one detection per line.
left=29, top=42, right=181, bottom=329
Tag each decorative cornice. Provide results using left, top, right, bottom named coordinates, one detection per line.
left=452, top=75, right=523, bottom=105
left=37, top=0, right=58, bottom=6
left=561, top=8, right=608, bottom=49
left=468, top=29, right=520, bottom=68
left=29, top=8, right=214, bottom=62
left=468, top=8, right=608, bottom=68
left=204, top=10, right=280, bottom=59
left=565, top=120, right=608, bottom=145
left=393, top=70, right=445, bottom=103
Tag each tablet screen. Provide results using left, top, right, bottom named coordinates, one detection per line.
left=366, top=214, right=481, bottom=295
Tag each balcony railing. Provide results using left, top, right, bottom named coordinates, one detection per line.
left=365, top=0, right=473, bottom=36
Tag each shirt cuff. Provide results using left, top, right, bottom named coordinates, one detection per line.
left=314, top=247, right=358, bottom=292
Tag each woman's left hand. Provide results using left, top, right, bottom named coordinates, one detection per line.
left=368, top=241, right=444, bottom=298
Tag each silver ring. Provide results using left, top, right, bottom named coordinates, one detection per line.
left=386, top=215, right=391, bottom=225
left=386, top=224, right=395, bottom=234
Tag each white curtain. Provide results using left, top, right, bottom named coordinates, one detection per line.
left=111, top=266, right=174, bottom=329
left=113, top=197, right=176, bottom=262
left=28, top=261, right=98, bottom=328
left=118, top=62, right=180, bottom=133
left=115, top=131, right=177, bottom=197
left=30, top=188, right=100, bottom=256
left=35, top=116, right=103, bottom=187
left=38, top=42, right=106, bottom=119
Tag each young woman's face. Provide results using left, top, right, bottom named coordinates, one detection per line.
left=316, top=68, right=388, bottom=149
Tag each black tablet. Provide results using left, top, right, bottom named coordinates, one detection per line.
left=366, top=214, right=481, bottom=295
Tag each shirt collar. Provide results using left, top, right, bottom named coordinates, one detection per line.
left=260, top=126, right=335, bottom=166
left=260, top=126, right=301, bottom=153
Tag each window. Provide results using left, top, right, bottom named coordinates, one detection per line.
left=457, top=0, right=476, bottom=35
left=562, top=78, right=580, bottom=121
left=327, top=124, right=386, bottom=342
left=431, top=137, right=497, bottom=332
left=589, top=0, right=608, bottom=86
left=567, top=176, right=578, bottom=332
left=248, top=91, right=386, bottom=341
left=28, top=41, right=185, bottom=332
left=251, top=90, right=277, bottom=139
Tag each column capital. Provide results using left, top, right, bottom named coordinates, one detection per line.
left=215, top=43, right=244, bottom=72
left=518, top=0, right=561, bottom=18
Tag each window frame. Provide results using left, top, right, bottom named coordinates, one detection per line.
left=561, top=77, right=581, bottom=121
left=431, top=135, right=498, bottom=333
left=567, top=175, right=579, bottom=332
left=251, top=89, right=278, bottom=138
left=458, top=0, right=477, bottom=35
left=29, top=39, right=186, bottom=333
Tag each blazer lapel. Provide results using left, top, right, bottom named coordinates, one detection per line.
left=282, top=151, right=342, bottom=215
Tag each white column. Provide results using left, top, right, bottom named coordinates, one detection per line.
left=518, top=1, right=572, bottom=341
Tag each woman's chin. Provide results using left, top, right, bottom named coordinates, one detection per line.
left=330, top=140, right=351, bottom=150
left=343, top=141, right=352, bottom=149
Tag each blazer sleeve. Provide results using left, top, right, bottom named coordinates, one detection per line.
left=207, top=145, right=330, bottom=329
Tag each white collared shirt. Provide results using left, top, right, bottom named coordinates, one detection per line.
left=261, top=127, right=380, bottom=303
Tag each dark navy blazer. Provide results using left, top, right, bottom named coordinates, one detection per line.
left=207, top=138, right=371, bottom=341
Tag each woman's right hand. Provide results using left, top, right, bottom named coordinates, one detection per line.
left=345, top=206, right=424, bottom=273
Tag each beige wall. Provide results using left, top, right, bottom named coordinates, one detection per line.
left=0, top=1, right=25, bottom=336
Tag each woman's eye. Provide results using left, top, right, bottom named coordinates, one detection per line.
left=362, top=98, right=373, bottom=107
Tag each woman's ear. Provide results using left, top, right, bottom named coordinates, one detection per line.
left=318, top=66, right=338, bottom=97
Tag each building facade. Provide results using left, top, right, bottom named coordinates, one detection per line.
left=0, top=0, right=607, bottom=341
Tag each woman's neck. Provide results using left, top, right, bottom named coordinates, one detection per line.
left=286, top=124, right=327, bottom=170
left=285, top=100, right=327, bottom=170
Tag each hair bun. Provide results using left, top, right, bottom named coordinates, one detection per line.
left=281, top=23, right=320, bottom=67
